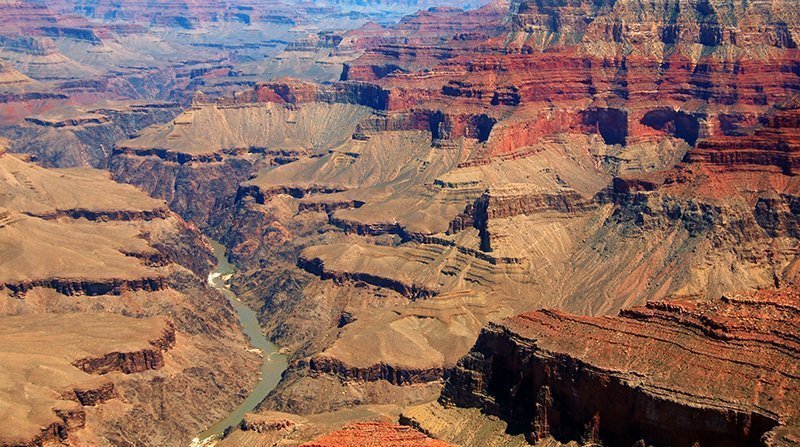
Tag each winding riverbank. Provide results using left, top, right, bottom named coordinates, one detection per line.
left=191, top=241, right=288, bottom=446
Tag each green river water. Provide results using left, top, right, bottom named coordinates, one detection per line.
left=190, top=241, right=288, bottom=446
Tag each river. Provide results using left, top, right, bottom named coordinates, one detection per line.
left=190, top=241, right=288, bottom=446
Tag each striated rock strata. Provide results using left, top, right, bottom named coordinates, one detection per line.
left=301, top=422, right=455, bottom=447
left=442, top=289, right=800, bottom=447
left=0, top=150, right=259, bottom=446
left=0, top=314, right=174, bottom=447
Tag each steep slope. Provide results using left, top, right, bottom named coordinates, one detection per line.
left=1, top=100, right=181, bottom=168
left=0, top=314, right=174, bottom=446
left=340, top=0, right=800, bottom=165
left=568, top=103, right=800, bottom=313
left=0, top=149, right=259, bottom=445
left=437, top=288, right=800, bottom=447
left=12, top=0, right=793, bottom=442
left=109, top=101, right=373, bottom=228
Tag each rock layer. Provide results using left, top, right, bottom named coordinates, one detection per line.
left=301, top=422, right=454, bottom=447
left=0, top=150, right=258, bottom=446
left=40, top=0, right=800, bottom=442
left=0, top=313, right=174, bottom=447
left=442, top=289, right=800, bottom=447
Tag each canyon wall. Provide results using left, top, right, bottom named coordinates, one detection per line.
left=0, top=151, right=259, bottom=446
left=441, top=289, right=800, bottom=447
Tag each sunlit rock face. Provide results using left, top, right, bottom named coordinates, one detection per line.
left=0, top=150, right=260, bottom=446
left=442, top=288, right=800, bottom=447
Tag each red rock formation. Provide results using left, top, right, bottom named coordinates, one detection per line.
left=442, top=289, right=800, bottom=447
left=686, top=107, right=800, bottom=174
left=248, top=79, right=321, bottom=105
left=61, top=1, right=800, bottom=440
left=315, top=0, right=800, bottom=158
left=208, top=0, right=800, bottom=166
left=301, top=422, right=454, bottom=447
left=610, top=104, right=800, bottom=209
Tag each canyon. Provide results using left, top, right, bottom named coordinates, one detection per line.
left=2, top=0, right=800, bottom=445
left=0, top=147, right=260, bottom=446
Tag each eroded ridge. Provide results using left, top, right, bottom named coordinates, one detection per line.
left=0, top=150, right=259, bottom=446
left=0, top=314, right=175, bottom=447
left=442, top=289, right=800, bottom=447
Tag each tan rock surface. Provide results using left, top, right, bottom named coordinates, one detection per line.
left=0, top=313, right=171, bottom=446
left=0, top=152, right=165, bottom=216
left=0, top=150, right=259, bottom=445
left=443, top=289, right=800, bottom=446
left=118, top=102, right=372, bottom=157
left=5, top=0, right=794, bottom=444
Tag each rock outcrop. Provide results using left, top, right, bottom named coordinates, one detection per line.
left=442, top=289, right=800, bottom=447
left=71, top=321, right=176, bottom=374
left=4, top=0, right=796, bottom=444
left=0, top=314, right=174, bottom=447
left=109, top=102, right=372, bottom=228
left=301, top=422, right=455, bottom=447
left=199, top=0, right=800, bottom=426
left=3, top=102, right=181, bottom=168
left=334, top=0, right=800, bottom=167
left=0, top=150, right=259, bottom=446
left=685, top=105, right=800, bottom=174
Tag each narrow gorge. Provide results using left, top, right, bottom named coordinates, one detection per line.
left=191, top=241, right=288, bottom=446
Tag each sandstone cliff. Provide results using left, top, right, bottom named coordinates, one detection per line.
left=439, top=288, right=800, bottom=447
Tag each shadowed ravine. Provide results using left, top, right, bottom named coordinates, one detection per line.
left=191, top=241, right=288, bottom=446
